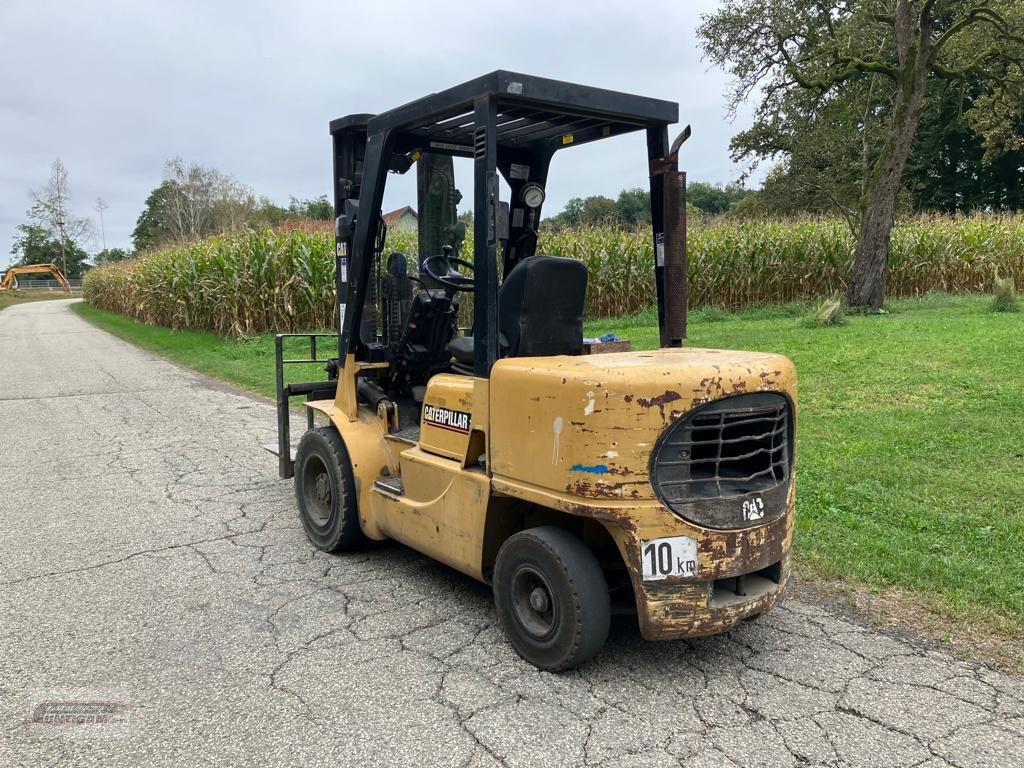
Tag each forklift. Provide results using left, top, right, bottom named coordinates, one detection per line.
left=271, top=72, right=797, bottom=670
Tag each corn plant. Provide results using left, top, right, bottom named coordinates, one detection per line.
left=84, top=214, right=1024, bottom=335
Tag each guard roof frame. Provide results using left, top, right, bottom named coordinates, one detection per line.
left=330, top=70, right=678, bottom=145
left=329, top=71, right=683, bottom=378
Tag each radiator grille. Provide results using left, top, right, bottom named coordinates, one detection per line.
left=650, top=393, right=793, bottom=525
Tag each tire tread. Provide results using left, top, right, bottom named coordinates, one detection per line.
left=494, top=526, right=610, bottom=671
left=294, top=425, right=362, bottom=552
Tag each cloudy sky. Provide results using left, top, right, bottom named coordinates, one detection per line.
left=0, top=0, right=760, bottom=268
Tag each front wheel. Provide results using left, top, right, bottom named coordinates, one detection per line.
left=294, top=426, right=362, bottom=552
left=493, top=526, right=610, bottom=671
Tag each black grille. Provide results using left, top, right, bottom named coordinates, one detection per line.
left=650, top=393, right=793, bottom=528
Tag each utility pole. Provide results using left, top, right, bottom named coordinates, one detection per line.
left=56, top=211, right=68, bottom=277
left=95, top=197, right=108, bottom=254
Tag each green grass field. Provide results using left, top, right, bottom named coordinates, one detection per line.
left=72, top=296, right=1024, bottom=646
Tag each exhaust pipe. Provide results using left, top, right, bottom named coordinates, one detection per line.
left=654, top=125, right=691, bottom=348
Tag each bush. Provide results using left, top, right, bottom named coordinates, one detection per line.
left=803, top=295, right=846, bottom=327
left=992, top=276, right=1020, bottom=313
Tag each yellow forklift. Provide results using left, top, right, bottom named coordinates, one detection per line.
left=271, top=72, right=796, bottom=670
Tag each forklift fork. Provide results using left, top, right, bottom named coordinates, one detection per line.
left=267, top=333, right=340, bottom=478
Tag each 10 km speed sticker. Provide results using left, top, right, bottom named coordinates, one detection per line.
left=640, top=535, right=699, bottom=581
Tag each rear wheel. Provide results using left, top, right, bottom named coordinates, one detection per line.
left=294, top=426, right=362, bottom=552
left=493, top=526, right=610, bottom=671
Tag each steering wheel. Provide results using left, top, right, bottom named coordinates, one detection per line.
left=422, top=246, right=475, bottom=292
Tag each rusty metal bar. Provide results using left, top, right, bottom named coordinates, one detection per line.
left=662, top=168, right=687, bottom=346
left=649, top=125, right=690, bottom=348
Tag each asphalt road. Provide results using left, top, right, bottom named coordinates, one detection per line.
left=1, top=299, right=1021, bottom=768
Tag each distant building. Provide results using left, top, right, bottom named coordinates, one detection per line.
left=382, top=206, right=418, bottom=232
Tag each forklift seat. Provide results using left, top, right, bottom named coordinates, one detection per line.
left=448, top=255, right=588, bottom=366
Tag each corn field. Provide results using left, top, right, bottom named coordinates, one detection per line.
left=84, top=214, right=1024, bottom=335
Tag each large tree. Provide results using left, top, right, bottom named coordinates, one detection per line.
left=131, top=159, right=265, bottom=252
left=160, top=157, right=237, bottom=244
left=905, top=85, right=1024, bottom=211
left=700, top=0, right=1024, bottom=308
left=544, top=195, right=619, bottom=229
left=131, top=181, right=175, bottom=252
left=739, top=76, right=1024, bottom=220
left=729, top=77, right=894, bottom=230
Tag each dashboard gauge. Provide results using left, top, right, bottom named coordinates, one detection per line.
left=520, top=183, right=545, bottom=209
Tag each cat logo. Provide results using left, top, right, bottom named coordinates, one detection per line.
left=422, top=404, right=471, bottom=435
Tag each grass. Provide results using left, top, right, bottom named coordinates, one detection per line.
left=0, top=291, right=80, bottom=311
left=72, top=295, right=1024, bottom=648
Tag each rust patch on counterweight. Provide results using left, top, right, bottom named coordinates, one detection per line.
left=635, top=390, right=682, bottom=420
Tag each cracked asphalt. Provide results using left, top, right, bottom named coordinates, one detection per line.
left=1, top=299, right=1022, bottom=767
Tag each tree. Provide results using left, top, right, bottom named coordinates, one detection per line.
left=254, top=199, right=289, bottom=227
left=545, top=195, right=622, bottom=229
left=700, top=0, right=1024, bottom=308
left=579, top=195, right=619, bottom=225
left=132, top=181, right=175, bottom=252
left=210, top=180, right=259, bottom=235
left=95, top=247, right=130, bottom=264
left=27, top=158, right=94, bottom=278
left=560, top=198, right=586, bottom=226
left=616, top=188, right=652, bottom=226
left=160, top=157, right=223, bottom=243
left=904, top=84, right=1024, bottom=211
left=131, top=159, right=263, bottom=251
left=688, top=182, right=730, bottom=215
left=11, top=224, right=60, bottom=265
left=10, top=224, right=90, bottom=278
left=287, top=195, right=333, bottom=220
left=686, top=182, right=755, bottom=215
left=736, top=77, right=1024, bottom=220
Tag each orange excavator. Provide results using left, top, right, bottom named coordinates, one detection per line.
left=0, top=263, right=72, bottom=292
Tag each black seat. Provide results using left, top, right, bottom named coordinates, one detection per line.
left=448, top=255, right=588, bottom=365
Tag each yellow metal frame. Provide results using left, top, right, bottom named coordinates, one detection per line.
left=0, top=263, right=71, bottom=292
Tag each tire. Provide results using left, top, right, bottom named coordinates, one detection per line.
left=294, top=426, right=363, bottom=552
left=493, top=526, right=610, bottom=671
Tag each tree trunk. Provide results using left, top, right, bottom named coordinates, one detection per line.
left=847, top=4, right=931, bottom=309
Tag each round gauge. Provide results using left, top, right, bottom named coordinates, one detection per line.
left=520, top=183, right=546, bottom=209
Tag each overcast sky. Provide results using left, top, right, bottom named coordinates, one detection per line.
left=0, top=0, right=760, bottom=268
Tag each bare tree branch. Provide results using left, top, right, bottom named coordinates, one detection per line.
left=28, top=158, right=93, bottom=275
